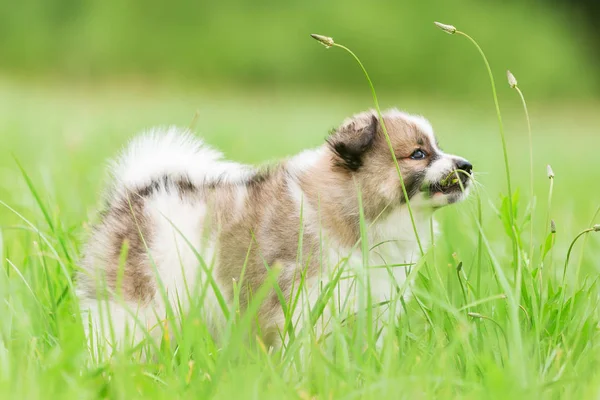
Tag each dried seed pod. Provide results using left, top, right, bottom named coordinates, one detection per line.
left=310, top=34, right=335, bottom=48
left=434, top=22, right=457, bottom=34
left=507, top=70, right=518, bottom=88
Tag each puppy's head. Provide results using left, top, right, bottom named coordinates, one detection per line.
left=326, top=108, right=472, bottom=217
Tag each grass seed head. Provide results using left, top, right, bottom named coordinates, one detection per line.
left=551, top=220, right=556, bottom=233
left=507, top=70, right=518, bottom=88
left=434, top=22, right=457, bottom=34
left=547, top=164, right=555, bottom=179
left=310, top=34, right=335, bottom=48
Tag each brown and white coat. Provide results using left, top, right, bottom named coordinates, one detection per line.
left=77, top=108, right=473, bottom=354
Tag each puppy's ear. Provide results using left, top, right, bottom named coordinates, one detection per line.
left=327, top=114, right=378, bottom=171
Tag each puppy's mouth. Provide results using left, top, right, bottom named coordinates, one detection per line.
left=425, top=170, right=472, bottom=196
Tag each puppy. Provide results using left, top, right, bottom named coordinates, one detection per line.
left=77, top=108, right=472, bottom=355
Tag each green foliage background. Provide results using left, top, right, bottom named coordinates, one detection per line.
left=0, top=0, right=598, bottom=99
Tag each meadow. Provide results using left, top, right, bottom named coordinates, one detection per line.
left=0, top=50, right=599, bottom=399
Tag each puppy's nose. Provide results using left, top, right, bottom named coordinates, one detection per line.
left=456, top=159, right=473, bottom=175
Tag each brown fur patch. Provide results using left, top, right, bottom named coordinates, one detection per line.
left=78, top=191, right=156, bottom=304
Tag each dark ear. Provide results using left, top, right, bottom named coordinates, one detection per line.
left=327, top=114, right=378, bottom=171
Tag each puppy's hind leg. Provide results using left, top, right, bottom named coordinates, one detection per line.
left=80, top=298, right=162, bottom=362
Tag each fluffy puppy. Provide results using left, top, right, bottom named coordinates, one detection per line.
left=77, top=108, right=472, bottom=354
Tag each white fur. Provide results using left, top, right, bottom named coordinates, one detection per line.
left=287, top=148, right=326, bottom=176
left=232, top=185, right=248, bottom=220
left=111, top=127, right=251, bottom=195
left=425, top=155, right=455, bottom=182
left=385, top=109, right=435, bottom=145
left=83, top=129, right=239, bottom=356
left=285, top=171, right=435, bottom=344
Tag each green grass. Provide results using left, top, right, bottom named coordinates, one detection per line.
left=1, top=76, right=600, bottom=399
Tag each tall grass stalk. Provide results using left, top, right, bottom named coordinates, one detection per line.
left=310, top=34, right=425, bottom=256
left=507, top=70, right=535, bottom=265
left=434, top=24, right=513, bottom=218
left=552, top=224, right=600, bottom=347
left=311, top=34, right=442, bottom=334
left=563, top=225, right=600, bottom=283
left=574, top=206, right=600, bottom=288
left=541, top=165, right=556, bottom=292
left=505, top=71, right=543, bottom=365
left=434, top=23, right=517, bottom=263
left=434, top=21, right=526, bottom=386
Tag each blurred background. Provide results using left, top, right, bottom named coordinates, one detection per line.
left=0, top=0, right=598, bottom=98
left=0, top=3, right=599, bottom=396
left=0, top=0, right=599, bottom=250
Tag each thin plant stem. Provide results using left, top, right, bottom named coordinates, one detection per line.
left=438, top=25, right=525, bottom=386
left=310, top=37, right=434, bottom=328
left=574, top=206, right=600, bottom=286
left=452, top=30, right=520, bottom=288
left=327, top=42, right=425, bottom=256
left=563, top=228, right=597, bottom=283
left=454, top=31, right=514, bottom=229
left=544, top=176, right=555, bottom=238
left=456, top=262, right=468, bottom=308
left=554, top=225, right=599, bottom=342
left=541, top=173, right=555, bottom=292
left=513, top=84, right=535, bottom=266
left=476, top=190, right=483, bottom=296
left=566, top=206, right=600, bottom=318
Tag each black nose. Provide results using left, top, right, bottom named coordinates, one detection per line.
left=456, top=159, right=473, bottom=175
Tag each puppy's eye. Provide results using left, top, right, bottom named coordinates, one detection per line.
left=409, top=149, right=427, bottom=160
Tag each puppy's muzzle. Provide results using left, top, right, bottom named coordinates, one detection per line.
left=430, top=159, right=473, bottom=195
